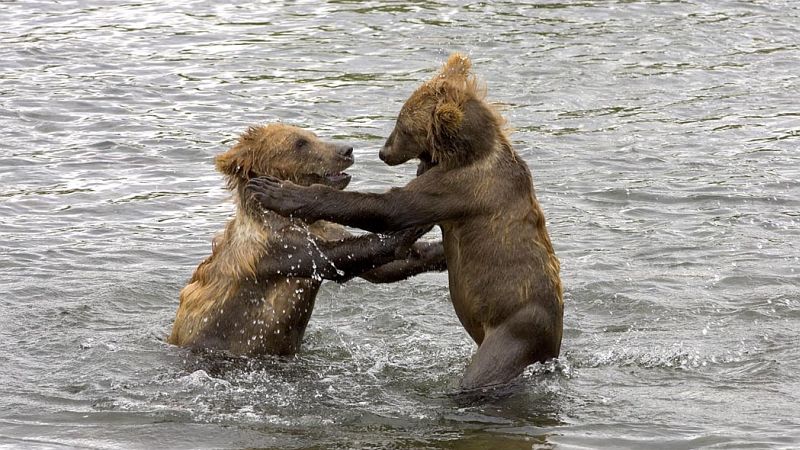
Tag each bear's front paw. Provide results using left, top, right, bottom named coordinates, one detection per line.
left=246, top=176, right=286, bottom=196
left=246, top=176, right=319, bottom=218
left=246, top=176, right=295, bottom=215
left=387, top=225, right=433, bottom=258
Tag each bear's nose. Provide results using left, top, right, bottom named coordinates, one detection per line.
left=339, top=146, right=353, bottom=158
left=378, top=147, right=387, bottom=162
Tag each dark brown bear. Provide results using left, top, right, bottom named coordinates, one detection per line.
left=169, top=123, right=445, bottom=356
left=246, top=55, right=563, bottom=390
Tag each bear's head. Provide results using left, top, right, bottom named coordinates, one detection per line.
left=379, top=53, right=503, bottom=169
left=215, top=123, right=354, bottom=191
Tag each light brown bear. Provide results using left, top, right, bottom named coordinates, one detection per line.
left=169, top=123, right=445, bottom=356
left=246, top=55, right=563, bottom=390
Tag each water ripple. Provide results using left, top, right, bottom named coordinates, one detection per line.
left=2, top=0, right=799, bottom=448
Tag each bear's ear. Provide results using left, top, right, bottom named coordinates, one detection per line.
left=439, top=53, right=472, bottom=81
left=430, top=98, right=496, bottom=167
left=214, top=147, right=246, bottom=177
left=433, top=101, right=464, bottom=136
left=215, top=126, right=263, bottom=178
left=215, top=145, right=262, bottom=193
left=430, top=101, right=464, bottom=163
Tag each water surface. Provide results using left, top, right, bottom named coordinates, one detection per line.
left=1, top=1, right=799, bottom=448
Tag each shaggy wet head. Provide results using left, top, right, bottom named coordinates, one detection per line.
left=379, top=52, right=499, bottom=169
left=379, top=89, right=437, bottom=166
left=215, top=123, right=354, bottom=190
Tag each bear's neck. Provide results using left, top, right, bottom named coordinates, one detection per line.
left=231, top=178, right=251, bottom=213
left=435, top=133, right=508, bottom=170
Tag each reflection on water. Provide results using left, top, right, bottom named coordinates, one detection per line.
left=1, top=0, right=799, bottom=448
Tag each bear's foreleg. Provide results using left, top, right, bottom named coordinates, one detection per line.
left=360, top=240, right=446, bottom=283
left=257, top=226, right=430, bottom=281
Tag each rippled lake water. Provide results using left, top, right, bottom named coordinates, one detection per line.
left=2, top=1, right=799, bottom=448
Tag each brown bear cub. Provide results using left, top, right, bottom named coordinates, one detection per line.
left=246, top=55, right=563, bottom=390
left=169, top=123, right=445, bottom=357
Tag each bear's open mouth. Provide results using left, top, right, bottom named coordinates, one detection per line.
left=261, top=168, right=351, bottom=190
left=293, top=171, right=352, bottom=189
left=323, top=171, right=352, bottom=190
left=324, top=172, right=350, bottom=182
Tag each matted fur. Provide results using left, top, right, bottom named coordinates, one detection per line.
left=240, top=54, right=563, bottom=388
left=396, top=53, right=510, bottom=168
left=169, top=124, right=351, bottom=356
left=215, top=124, right=337, bottom=189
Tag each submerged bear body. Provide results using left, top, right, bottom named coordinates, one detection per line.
left=171, top=213, right=326, bottom=355
left=170, top=124, right=445, bottom=357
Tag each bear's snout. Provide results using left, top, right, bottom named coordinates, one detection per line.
left=379, top=144, right=405, bottom=166
left=379, top=144, right=400, bottom=164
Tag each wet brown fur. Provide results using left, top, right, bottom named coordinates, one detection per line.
left=169, top=124, right=361, bottom=356
left=397, top=55, right=564, bottom=388
left=245, top=54, right=562, bottom=388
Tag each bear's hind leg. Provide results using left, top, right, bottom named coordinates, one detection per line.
left=459, top=305, right=559, bottom=393
left=459, top=325, right=533, bottom=392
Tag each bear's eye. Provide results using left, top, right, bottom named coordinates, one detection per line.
left=295, top=138, right=308, bottom=150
